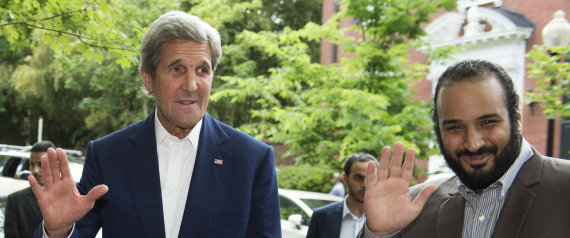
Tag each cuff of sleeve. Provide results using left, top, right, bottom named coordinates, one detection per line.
left=42, top=220, right=75, bottom=238
left=363, top=223, right=401, bottom=238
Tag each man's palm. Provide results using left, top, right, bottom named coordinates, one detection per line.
left=29, top=148, right=108, bottom=237
left=364, top=143, right=437, bottom=236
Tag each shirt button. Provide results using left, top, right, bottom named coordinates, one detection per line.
left=173, top=156, right=178, bottom=161
left=479, top=215, right=485, bottom=221
left=169, top=189, right=174, bottom=194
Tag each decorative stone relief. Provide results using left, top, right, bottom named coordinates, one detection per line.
left=464, top=6, right=486, bottom=37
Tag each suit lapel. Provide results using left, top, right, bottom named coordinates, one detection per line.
left=491, top=151, right=541, bottom=238
left=25, top=187, right=43, bottom=220
left=436, top=191, right=465, bottom=238
left=333, top=201, right=343, bottom=236
left=124, top=111, right=166, bottom=238
left=178, top=113, right=230, bottom=237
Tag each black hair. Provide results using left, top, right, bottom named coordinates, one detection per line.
left=344, top=152, right=379, bottom=176
left=31, top=141, right=55, bottom=153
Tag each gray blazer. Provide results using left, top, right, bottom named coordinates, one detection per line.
left=359, top=148, right=570, bottom=238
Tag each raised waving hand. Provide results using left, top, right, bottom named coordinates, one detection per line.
left=28, top=148, right=108, bottom=238
left=363, top=142, right=437, bottom=236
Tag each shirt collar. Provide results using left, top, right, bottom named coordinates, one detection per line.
left=154, top=110, right=202, bottom=150
left=458, top=138, right=534, bottom=197
left=342, top=196, right=366, bottom=219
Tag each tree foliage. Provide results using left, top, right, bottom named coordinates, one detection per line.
left=526, top=45, right=570, bottom=118
left=212, top=0, right=456, bottom=170
left=0, top=0, right=174, bottom=146
left=0, top=0, right=324, bottom=148
left=276, top=164, right=337, bottom=193
left=0, top=0, right=455, bottom=175
left=0, top=0, right=139, bottom=68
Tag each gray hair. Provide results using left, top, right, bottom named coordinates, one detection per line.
left=139, top=11, right=222, bottom=96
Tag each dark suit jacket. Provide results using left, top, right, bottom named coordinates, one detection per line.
left=359, top=149, right=570, bottom=238
left=306, top=201, right=343, bottom=238
left=5, top=187, right=43, bottom=238
left=35, top=112, right=281, bottom=238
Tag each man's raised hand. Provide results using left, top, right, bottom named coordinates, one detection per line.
left=363, top=142, right=437, bottom=236
left=28, top=148, right=108, bottom=238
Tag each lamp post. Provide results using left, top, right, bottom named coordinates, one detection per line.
left=541, top=10, right=570, bottom=157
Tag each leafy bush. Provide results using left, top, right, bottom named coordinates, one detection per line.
left=276, top=164, right=342, bottom=193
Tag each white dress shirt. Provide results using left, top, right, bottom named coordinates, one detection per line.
left=340, top=196, right=367, bottom=238
left=155, top=112, right=202, bottom=238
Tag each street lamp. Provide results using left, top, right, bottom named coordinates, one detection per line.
left=542, top=10, right=570, bottom=49
left=541, top=10, right=570, bottom=157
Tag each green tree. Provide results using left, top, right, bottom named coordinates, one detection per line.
left=6, top=45, right=95, bottom=147
left=0, top=0, right=323, bottom=148
left=212, top=0, right=456, bottom=170
left=201, top=0, right=324, bottom=127
left=0, top=36, right=32, bottom=145
left=0, top=0, right=165, bottom=146
left=0, top=0, right=137, bottom=68
left=276, top=165, right=337, bottom=193
left=526, top=45, right=570, bottom=118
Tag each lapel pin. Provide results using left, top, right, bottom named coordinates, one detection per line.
left=214, top=159, right=223, bottom=165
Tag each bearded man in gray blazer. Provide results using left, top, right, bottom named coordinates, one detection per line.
left=358, top=59, right=570, bottom=238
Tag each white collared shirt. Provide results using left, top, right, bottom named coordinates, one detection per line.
left=340, top=196, right=367, bottom=238
left=154, top=111, right=202, bottom=238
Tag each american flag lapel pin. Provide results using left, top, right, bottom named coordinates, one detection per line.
left=214, top=159, right=223, bottom=165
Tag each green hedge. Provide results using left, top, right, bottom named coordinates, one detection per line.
left=276, top=164, right=342, bottom=194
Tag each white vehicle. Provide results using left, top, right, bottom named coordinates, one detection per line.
left=0, top=144, right=95, bottom=238
left=0, top=144, right=84, bottom=197
left=279, top=188, right=343, bottom=238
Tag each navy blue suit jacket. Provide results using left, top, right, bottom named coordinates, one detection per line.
left=35, top=112, right=281, bottom=238
left=306, top=201, right=343, bottom=238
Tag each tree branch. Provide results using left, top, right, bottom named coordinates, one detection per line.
left=0, top=6, right=136, bottom=52
left=1, top=7, right=90, bottom=27
left=1, top=22, right=136, bottom=52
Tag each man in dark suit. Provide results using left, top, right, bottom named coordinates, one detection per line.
left=358, top=59, right=570, bottom=238
left=28, top=11, right=280, bottom=238
left=4, top=141, right=55, bottom=238
left=307, top=153, right=378, bottom=238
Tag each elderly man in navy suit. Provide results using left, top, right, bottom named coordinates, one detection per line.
left=307, top=153, right=378, bottom=238
left=29, top=11, right=281, bottom=238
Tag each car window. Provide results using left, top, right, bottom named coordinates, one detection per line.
left=0, top=155, right=14, bottom=175
left=1, top=156, right=22, bottom=178
left=300, top=198, right=339, bottom=211
left=279, top=195, right=311, bottom=226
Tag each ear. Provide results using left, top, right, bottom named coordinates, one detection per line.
left=516, top=109, right=523, bottom=132
left=342, top=172, right=348, bottom=185
left=141, top=69, right=153, bottom=94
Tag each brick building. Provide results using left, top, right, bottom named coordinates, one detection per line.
left=321, top=0, right=570, bottom=175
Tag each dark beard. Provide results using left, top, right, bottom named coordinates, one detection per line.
left=440, top=130, right=522, bottom=191
left=347, top=184, right=364, bottom=203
